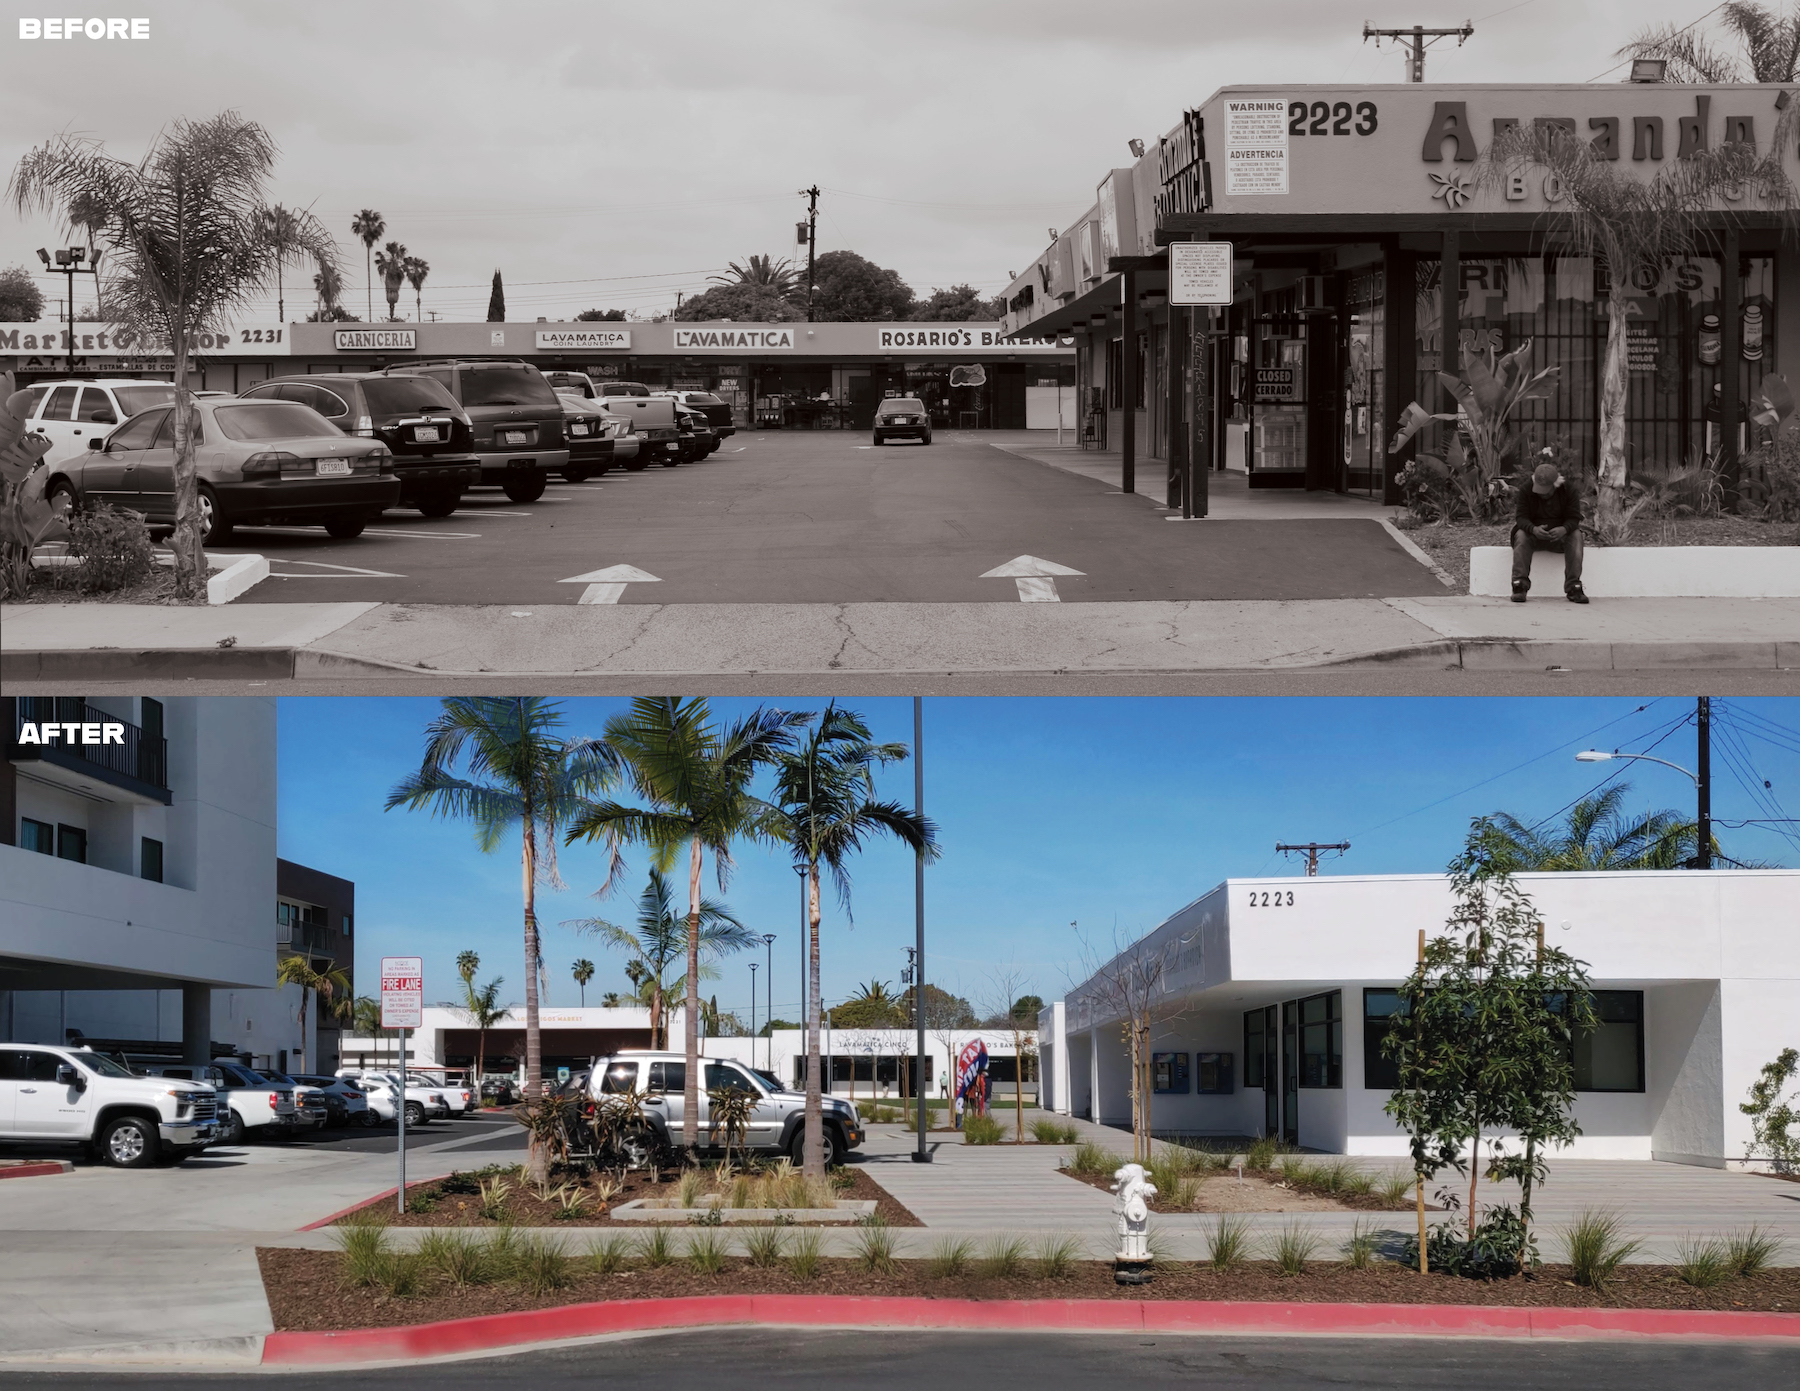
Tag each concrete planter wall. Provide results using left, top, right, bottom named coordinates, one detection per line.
left=1471, top=545, right=1800, bottom=598
left=609, top=1198, right=876, bottom=1224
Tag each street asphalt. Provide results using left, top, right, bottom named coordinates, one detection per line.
left=0, top=1330, right=1793, bottom=1389
left=219, top=431, right=1440, bottom=606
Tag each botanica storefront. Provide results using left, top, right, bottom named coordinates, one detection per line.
left=1155, top=81, right=1799, bottom=504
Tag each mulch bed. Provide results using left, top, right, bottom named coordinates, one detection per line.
left=1397, top=516, right=1798, bottom=593
left=256, top=1247, right=1800, bottom=1332
left=11, top=563, right=198, bottom=605
left=1059, top=1165, right=1419, bottom=1214
left=339, top=1165, right=921, bottom=1229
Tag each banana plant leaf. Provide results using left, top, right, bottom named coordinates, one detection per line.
left=1389, top=400, right=1460, bottom=453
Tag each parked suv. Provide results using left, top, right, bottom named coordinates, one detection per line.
left=140, top=1060, right=297, bottom=1143
left=386, top=361, right=569, bottom=503
left=240, top=374, right=480, bottom=517
left=18, top=379, right=177, bottom=468
left=582, top=1051, right=863, bottom=1165
left=0, top=1044, right=218, bottom=1167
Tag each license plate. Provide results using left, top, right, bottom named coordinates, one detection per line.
left=667, top=442, right=679, bottom=451
left=316, top=459, right=350, bottom=476
left=413, top=425, right=440, bottom=443
left=570, top=423, right=588, bottom=436
left=502, top=430, right=528, bottom=445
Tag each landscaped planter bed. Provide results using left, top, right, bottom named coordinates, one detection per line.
left=255, top=1247, right=1800, bottom=1333
left=337, top=1165, right=921, bottom=1229
left=1060, top=1164, right=1421, bottom=1214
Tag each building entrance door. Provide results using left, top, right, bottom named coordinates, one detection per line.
left=1281, top=999, right=1300, bottom=1146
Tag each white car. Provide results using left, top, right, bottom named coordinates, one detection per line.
left=0, top=1044, right=218, bottom=1167
left=338, top=1070, right=450, bottom=1125
left=141, top=1061, right=298, bottom=1143
left=19, top=379, right=177, bottom=468
left=290, top=1073, right=375, bottom=1127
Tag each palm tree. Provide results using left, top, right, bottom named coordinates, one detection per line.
left=572, top=958, right=595, bottom=1006
left=349, top=995, right=381, bottom=1038
left=457, top=950, right=480, bottom=988
left=350, top=209, right=384, bottom=320
left=1621, top=4, right=1800, bottom=83
left=566, top=698, right=808, bottom=1152
left=374, top=240, right=408, bottom=322
left=385, top=698, right=619, bottom=1182
left=564, top=867, right=757, bottom=1050
left=771, top=705, right=939, bottom=1176
left=258, top=204, right=308, bottom=321
left=273, top=953, right=352, bottom=1070
left=403, top=255, right=429, bottom=321
left=458, top=975, right=506, bottom=1095
left=600, top=991, right=623, bottom=1008
left=311, top=261, right=345, bottom=319
left=712, top=253, right=798, bottom=296
left=1484, top=784, right=1702, bottom=870
left=11, top=112, right=338, bottom=598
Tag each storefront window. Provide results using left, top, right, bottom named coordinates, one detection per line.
left=1298, top=990, right=1342, bottom=1088
left=1573, top=990, right=1644, bottom=1093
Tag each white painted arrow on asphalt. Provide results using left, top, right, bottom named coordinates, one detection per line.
left=560, top=563, right=662, bottom=605
left=979, top=555, right=1084, bottom=602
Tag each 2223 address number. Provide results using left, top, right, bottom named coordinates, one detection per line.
left=1288, top=101, right=1377, bottom=137
left=1249, top=890, right=1297, bottom=907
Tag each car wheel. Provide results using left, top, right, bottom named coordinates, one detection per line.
left=871, top=437, right=883, bottom=446
left=562, top=464, right=592, bottom=483
left=416, top=489, right=459, bottom=518
left=404, top=1101, right=426, bottom=1126
left=48, top=480, right=81, bottom=523
left=218, top=1109, right=246, bottom=1145
left=787, top=1123, right=842, bottom=1168
left=922, top=433, right=933, bottom=445
left=323, top=517, right=366, bottom=539
left=100, top=1115, right=159, bottom=1169
left=198, top=485, right=233, bottom=545
left=502, top=473, right=547, bottom=503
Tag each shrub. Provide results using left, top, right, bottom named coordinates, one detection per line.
left=1031, top=1119, right=1080, bottom=1145
left=785, top=1228, right=823, bottom=1281
left=1379, top=1173, right=1417, bottom=1208
left=743, top=1225, right=786, bottom=1269
left=587, top=1233, right=631, bottom=1276
left=484, top=1223, right=522, bottom=1278
left=637, top=1226, right=675, bottom=1268
left=1405, top=1207, right=1535, bottom=1280
left=926, top=1236, right=973, bottom=1278
left=477, top=1176, right=512, bottom=1221
left=375, top=1250, right=425, bottom=1298
left=334, top=1220, right=391, bottom=1289
left=1206, top=1215, right=1251, bottom=1272
left=1674, top=1237, right=1734, bottom=1289
left=1269, top=1224, right=1320, bottom=1277
left=853, top=1217, right=898, bottom=1275
left=1742, top=433, right=1800, bottom=522
left=551, top=1185, right=590, bottom=1221
left=962, top=1113, right=1003, bottom=1145
left=1724, top=1225, right=1783, bottom=1278
left=512, top=1235, right=571, bottom=1294
left=677, top=1168, right=706, bottom=1209
left=1341, top=1219, right=1380, bottom=1270
left=438, top=1171, right=481, bottom=1196
left=686, top=1229, right=729, bottom=1276
left=405, top=1188, right=439, bottom=1215
left=980, top=1234, right=1028, bottom=1279
left=417, top=1231, right=491, bottom=1288
left=1068, top=1141, right=1121, bottom=1177
left=1244, top=1135, right=1279, bottom=1171
left=59, top=502, right=155, bottom=595
left=1035, top=1233, right=1083, bottom=1279
left=1561, top=1210, right=1643, bottom=1293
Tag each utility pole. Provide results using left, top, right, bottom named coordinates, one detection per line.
left=912, top=695, right=931, bottom=1163
left=1275, top=841, right=1352, bottom=876
left=799, top=185, right=821, bottom=322
left=1696, top=697, right=1713, bottom=870
left=1361, top=21, right=1474, bottom=81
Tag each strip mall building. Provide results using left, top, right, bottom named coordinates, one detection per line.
left=1, top=320, right=1073, bottom=433
left=998, top=81, right=1798, bottom=509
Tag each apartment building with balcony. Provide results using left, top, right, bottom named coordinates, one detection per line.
left=277, top=859, right=355, bottom=1073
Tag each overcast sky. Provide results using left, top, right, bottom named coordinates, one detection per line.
left=4, top=1, right=1726, bottom=322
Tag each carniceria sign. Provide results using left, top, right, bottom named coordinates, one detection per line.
left=334, top=328, right=416, bottom=351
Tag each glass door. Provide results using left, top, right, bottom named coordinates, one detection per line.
left=1341, top=270, right=1385, bottom=497
left=1249, top=317, right=1308, bottom=489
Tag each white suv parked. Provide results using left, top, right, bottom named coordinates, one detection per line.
left=0, top=1044, right=217, bottom=1167
left=19, top=379, right=176, bottom=467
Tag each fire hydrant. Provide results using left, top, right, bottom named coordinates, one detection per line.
left=1111, top=1161, right=1157, bottom=1285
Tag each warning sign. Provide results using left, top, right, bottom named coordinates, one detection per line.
left=1226, top=98, right=1289, bottom=195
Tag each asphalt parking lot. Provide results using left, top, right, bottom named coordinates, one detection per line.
left=219, top=431, right=1440, bottom=607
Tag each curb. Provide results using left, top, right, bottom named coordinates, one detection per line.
left=259, top=1294, right=1800, bottom=1366
left=2, top=645, right=301, bottom=681
left=0, top=1160, right=72, bottom=1180
left=206, top=553, right=270, bottom=606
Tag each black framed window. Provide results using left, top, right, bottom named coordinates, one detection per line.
left=1244, top=1009, right=1267, bottom=1088
left=1363, top=988, right=1405, bottom=1090
left=57, top=824, right=87, bottom=863
left=1575, top=990, right=1645, bottom=1093
left=1152, top=1052, right=1189, bottom=1094
left=1299, top=990, right=1342, bottom=1088
left=140, top=837, right=163, bottom=883
left=1196, top=1052, right=1234, bottom=1095
left=20, top=818, right=54, bottom=855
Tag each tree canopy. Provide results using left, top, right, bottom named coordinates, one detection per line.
left=809, top=250, right=914, bottom=321
left=486, top=268, right=505, bottom=322
left=1621, top=3, right=1800, bottom=82
left=908, top=283, right=1004, bottom=322
left=1485, top=783, right=1701, bottom=871
left=0, top=266, right=45, bottom=322
left=674, top=281, right=804, bottom=323
left=576, top=307, right=627, bottom=321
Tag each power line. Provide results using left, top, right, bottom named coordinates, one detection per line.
left=1588, top=2, right=1726, bottom=81
left=1522, top=708, right=1696, bottom=835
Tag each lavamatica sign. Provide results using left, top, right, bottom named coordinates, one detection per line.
left=15, top=720, right=125, bottom=746
left=672, top=328, right=795, bottom=349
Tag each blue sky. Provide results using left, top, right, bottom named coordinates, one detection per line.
left=276, top=697, right=1800, bottom=1024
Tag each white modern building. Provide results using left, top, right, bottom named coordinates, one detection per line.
left=1040, top=870, right=1798, bottom=1169
left=1, top=696, right=323, bottom=1070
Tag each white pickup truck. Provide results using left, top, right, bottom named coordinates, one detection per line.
left=0, top=1044, right=218, bottom=1167
left=141, top=1060, right=297, bottom=1143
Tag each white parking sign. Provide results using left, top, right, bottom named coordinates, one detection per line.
left=380, top=956, right=423, bottom=1030
left=1170, top=243, right=1233, bottom=305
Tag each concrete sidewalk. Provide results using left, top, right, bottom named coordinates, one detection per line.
left=6, top=594, right=1797, bottom=682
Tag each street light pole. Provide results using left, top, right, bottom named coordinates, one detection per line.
left=912, top=695, right=931, bottom=1163
left=760, top=933, right=776, bottom=1075
left=749, top=960, right=758, bottom=1057
left=1696, top=697, right=1712, bottom=870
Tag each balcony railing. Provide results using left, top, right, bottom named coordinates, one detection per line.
left=12, top=697, right=168, bottom=790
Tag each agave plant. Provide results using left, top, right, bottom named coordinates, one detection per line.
left=1390, top=340, right=1561, bottom=523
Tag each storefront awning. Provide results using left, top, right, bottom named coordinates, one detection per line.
left=1004, top=275, right=1122, bottom=340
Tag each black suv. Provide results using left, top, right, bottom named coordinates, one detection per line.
left=241, top=373, right=479, bottom=517
left=385, top=361, right=569, bottom=503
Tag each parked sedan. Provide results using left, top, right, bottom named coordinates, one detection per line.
left=873, top=397, right=933, bottom=445
left=290, top=1074, right=371, bottom=1128
left=554, top=392, right=618, bottom=482
left=45, top=398, right=399, bottom=544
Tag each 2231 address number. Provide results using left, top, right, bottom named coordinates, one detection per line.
left=1288, top=101, right=1377, bottom=137
left=1249, top=890, right=1296, bottom=907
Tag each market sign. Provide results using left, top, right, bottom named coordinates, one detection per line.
left=1169, top=242, right=1234, bottom=305
left=672, top=327, right=794, bottom=350
left=335, top=328, right=415, bottom=351
left=537, top=328, right=630, bottom=350
left=0, top=321, right=290, bottom=356
left=379, top=956, right=423, bottom=1030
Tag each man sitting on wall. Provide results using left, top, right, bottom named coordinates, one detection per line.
left=1511, top=459, right=1587, bottom=604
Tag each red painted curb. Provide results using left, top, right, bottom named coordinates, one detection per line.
left=259, top=1295, right=1800, bottom=1365
left=298, top=1187, right=405, bottom=1232
left=0, top=1161, right=70, bottom=1181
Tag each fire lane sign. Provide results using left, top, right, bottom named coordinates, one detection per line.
left=379, top=956, right=423, bottom=1030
